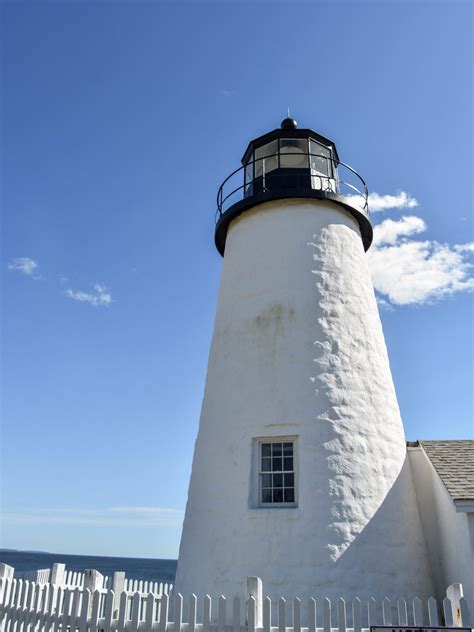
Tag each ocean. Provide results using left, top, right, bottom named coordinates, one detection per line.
left=0, top=550, right=177, bottom=583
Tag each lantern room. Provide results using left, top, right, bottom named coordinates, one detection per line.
left=215, top=117, right=372, bottom=255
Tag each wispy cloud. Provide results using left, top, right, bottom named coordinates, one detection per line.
left=368, top=216, right=474, bottom=306
left=65, top=284, right=112, bottom=307
left=221, top=89, right=235, bottom=97
left=368, top=191, right=419, bottom=212
left=1, top=507, right=184, bottom=528
left=7, top=257, right=41, bottom=279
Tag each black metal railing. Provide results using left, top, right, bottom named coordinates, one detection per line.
left=216, top=153, right=369, bottom=223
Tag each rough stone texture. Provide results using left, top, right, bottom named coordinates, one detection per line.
left=420, top=440, right=474, bottom=501
left=176, top=199, right=434, bottom=604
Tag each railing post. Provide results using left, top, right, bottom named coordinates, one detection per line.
left=50, top=563, right=66, bottom=586
left=246, top=577, right=262, bottom=628
left=446, top=583, right=464, bottom=626
left=0, top=564, right=14, bottom=580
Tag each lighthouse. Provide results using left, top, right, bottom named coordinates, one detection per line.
left=175, top=118, right=434, bottom=603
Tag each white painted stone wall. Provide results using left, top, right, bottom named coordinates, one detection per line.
left=409, top=446, right=474, bottom=604
left=176, top=199, right=434, bottom=603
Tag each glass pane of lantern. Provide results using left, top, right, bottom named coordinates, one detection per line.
left=255, top=140, right=278, bottom=178
left=244, top=154, right=254, bottom=197
left=309, top=139, right=332, bottom=176
left=279, top=138, right=308, bottom=168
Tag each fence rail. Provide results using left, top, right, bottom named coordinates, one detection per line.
left=0, top=578, right=471, bottom=632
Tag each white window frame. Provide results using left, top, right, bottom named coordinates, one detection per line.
left=252, top=436, right=298, bottom=509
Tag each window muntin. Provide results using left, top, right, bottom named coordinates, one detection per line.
left=279, top=138, right=308, bottom=169
left=260, top=441, right=296, bottom=505
left=309, top=139, right=332, bottom=177
left=255, top=140, right=278, bottom=178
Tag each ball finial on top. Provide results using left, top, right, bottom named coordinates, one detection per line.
left=281, top=115, right=298, bottom=130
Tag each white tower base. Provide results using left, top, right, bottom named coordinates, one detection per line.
left=176, top=199, right=434, bottom=603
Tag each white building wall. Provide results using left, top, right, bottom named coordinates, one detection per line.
left=176, top=199, right=434, bottom=603
left=409, top=446, right=474, bottom=604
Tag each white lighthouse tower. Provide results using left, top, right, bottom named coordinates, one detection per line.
left=175, top=118, right=434, bottom=602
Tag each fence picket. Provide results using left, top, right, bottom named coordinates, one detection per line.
left=203, top=595, right=211, bottom=632
left=278, top=598, right=286, bottom=632
left=16, top=579, right=28, bottom=631
left=293, top=598, right=301, bottom=632
left=37, top=583, right=50, bottom=632
left=60, top=588, right=72, bottom=632
left=248, top=596, right=256, bottom=632
left=397, top=598, right=407, bottom=626
left=459, top=597, right=470, bottom=628
left=443, top=597, right=453, bottom=627
left=338, top=598, right=346, bottom=632
left=71, top=587, right=82, bottom=629
left=117, top=591, right=128, bottom=632
left=159, top=594, right=169, bottom=632
left=44, top=585, right=57, bottom=632
left=308, top=598, right=316, bottom=632
left=102, top=590, right=114, bottom=632
left=144, top=593, right=155, bottom=632
left=218, top=596, right=226, bottom=632
left=382, top=598, right=391, bottom=625
left=189, top=595, right=197, bottom=632
left=367, top=597, right=376, bottom=627
left=232, top=596, right=240, bottom=632
left=412, top=597, right=422, bottom=625
left=174, top=594, right=183, bottom=632
left=263, top=597, right=271, bottom=632
left=130, top=592, right=141, bottom=632
left=427, top=597, right=439, bottom=626
left=77, top=589, right=89, bottom=632
left=90, top=590, right=101, bottom=631
left=323, top=597, right=331, bottom=632
left=352, top=598, right=361, bottom=632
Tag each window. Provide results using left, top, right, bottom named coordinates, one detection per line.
left=279, top=138, right=308, bottom=169
left=244, top=154, right=254, bottom=197
left=255, top=140, right=279, bottom=178
left=309, top=139, right=332, bottom=177
left=258, top=439, right=297, bottom=506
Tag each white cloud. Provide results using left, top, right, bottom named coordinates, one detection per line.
left=372, top=215, right=426, bottom=246
left=8, top=257, right=40, bottom=277
left=454, top=243, right=474, bottom=254
left=0, top=507, right=184, bottom=528
left=65, top=283, right=112, bottom=307
left=368, top=191, right=419, bottom=212
left=368, top=216, right=474, bottom=305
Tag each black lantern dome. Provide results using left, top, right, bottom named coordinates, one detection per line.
left=215, top=119, right=372, bottom=255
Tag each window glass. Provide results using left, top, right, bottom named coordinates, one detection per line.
left=244, top=154, right=254, bottom=196
left=255, top=141, right=278, bottom=178
left=309, top=139, right=332, bottom=176
left=259, top=440, right=296, bottom=506
left=279, top=138, right=308, bottom=168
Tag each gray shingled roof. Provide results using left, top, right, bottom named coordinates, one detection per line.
left=420, top=440, right=474, bottom=502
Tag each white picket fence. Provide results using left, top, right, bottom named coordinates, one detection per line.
left=123, top=579, right=172, bottom=595
left=0, top=578, right=471, bottom=632
left=12, top=570, right=50, bottom=585
left=0, top=565, right=173, bottom=597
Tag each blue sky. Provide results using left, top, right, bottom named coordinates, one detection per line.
left=1, top=1, right=472, bottom=560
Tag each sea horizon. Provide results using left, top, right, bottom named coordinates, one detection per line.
left=0, top=548, right=177, bottom=583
